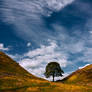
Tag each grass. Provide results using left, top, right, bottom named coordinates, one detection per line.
left=0, top=51, right=92, bottom=92
left=61, top=64, right=92, bottom=86
left=1, top=78, right=92, bottom=92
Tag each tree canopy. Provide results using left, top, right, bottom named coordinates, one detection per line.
left=44, top=62, right=64, bottom=82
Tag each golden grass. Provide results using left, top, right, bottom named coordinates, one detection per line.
left=62, top=64, right=92, bottom=86
left=1, top=76, right=92, bottom=92
left=0, top=52, right=92, bottom=92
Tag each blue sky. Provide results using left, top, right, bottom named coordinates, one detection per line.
left=0, top=0, right=92, bottom=80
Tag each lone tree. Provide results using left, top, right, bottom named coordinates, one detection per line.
left=44, top=62, right=64, bottom=82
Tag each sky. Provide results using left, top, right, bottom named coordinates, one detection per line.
left=0, top=0, right=92, bottom=80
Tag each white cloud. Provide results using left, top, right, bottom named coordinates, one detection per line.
left=0, top=43, right=9, bottom=51
left=8, top=54, right=17, bottom=59
left=67, top=41, right=85, bottom=53
left=1, top=0, right=75, bottom=42
left=77, top=48, right=92, bottom=63
left=79, top=64, right=90, bottom=69
left=19, top=41, right=68, bottom=79
left=2, top=0, right=75, bottom=21
left=89, top=31, right=92, bottom=34
left=25, top=41, right=57, bottom=58
left=27, top=42, right=31, bottom=47
left=51, top=24, right=85, bottom=54
left=8, top=54, right=22, bottom=62
left=45, top=0, right=74, bottom=11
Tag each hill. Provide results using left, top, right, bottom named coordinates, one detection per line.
left=0, top=51, right=36, bottom=78
left=0, top=51, right=92, bottom=92
left=0, top=51, right=48, bottom=91
left=61, top=64, right=92, bottom=86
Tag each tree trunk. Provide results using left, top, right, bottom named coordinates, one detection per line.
left=52, top=74, right=54, bottom=82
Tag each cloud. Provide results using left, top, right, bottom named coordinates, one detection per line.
left=0, top=43, right=9, bottom=51
left=8, top=54, right=22, bottom=62
left=89, top=31, right=92, bottom=34
left=1, top=0, right=75, bottom=42
left=79, top=64, right=90, bottom=69
left=27, top=42, right=31, bottom=47
left=2, top=0, right=75, bottom=19
left=76, top=47, right=92, bottom=63
left=19, top=41, right=68, bottom=78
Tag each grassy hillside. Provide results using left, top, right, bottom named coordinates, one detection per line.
left=62, top=64, right=92, bottom=86
left=0, top=51, right=35, bottom=77
left=0, top=51, right=47, bottom=90
left=0, top=51, right=92, bottom=92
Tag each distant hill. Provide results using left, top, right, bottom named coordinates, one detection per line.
left=0, top=51, right=92, bottom=92
left=61, top=64, right=92, bottom=85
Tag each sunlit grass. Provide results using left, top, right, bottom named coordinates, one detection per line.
left=0, top=52, right=92, bottom=92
